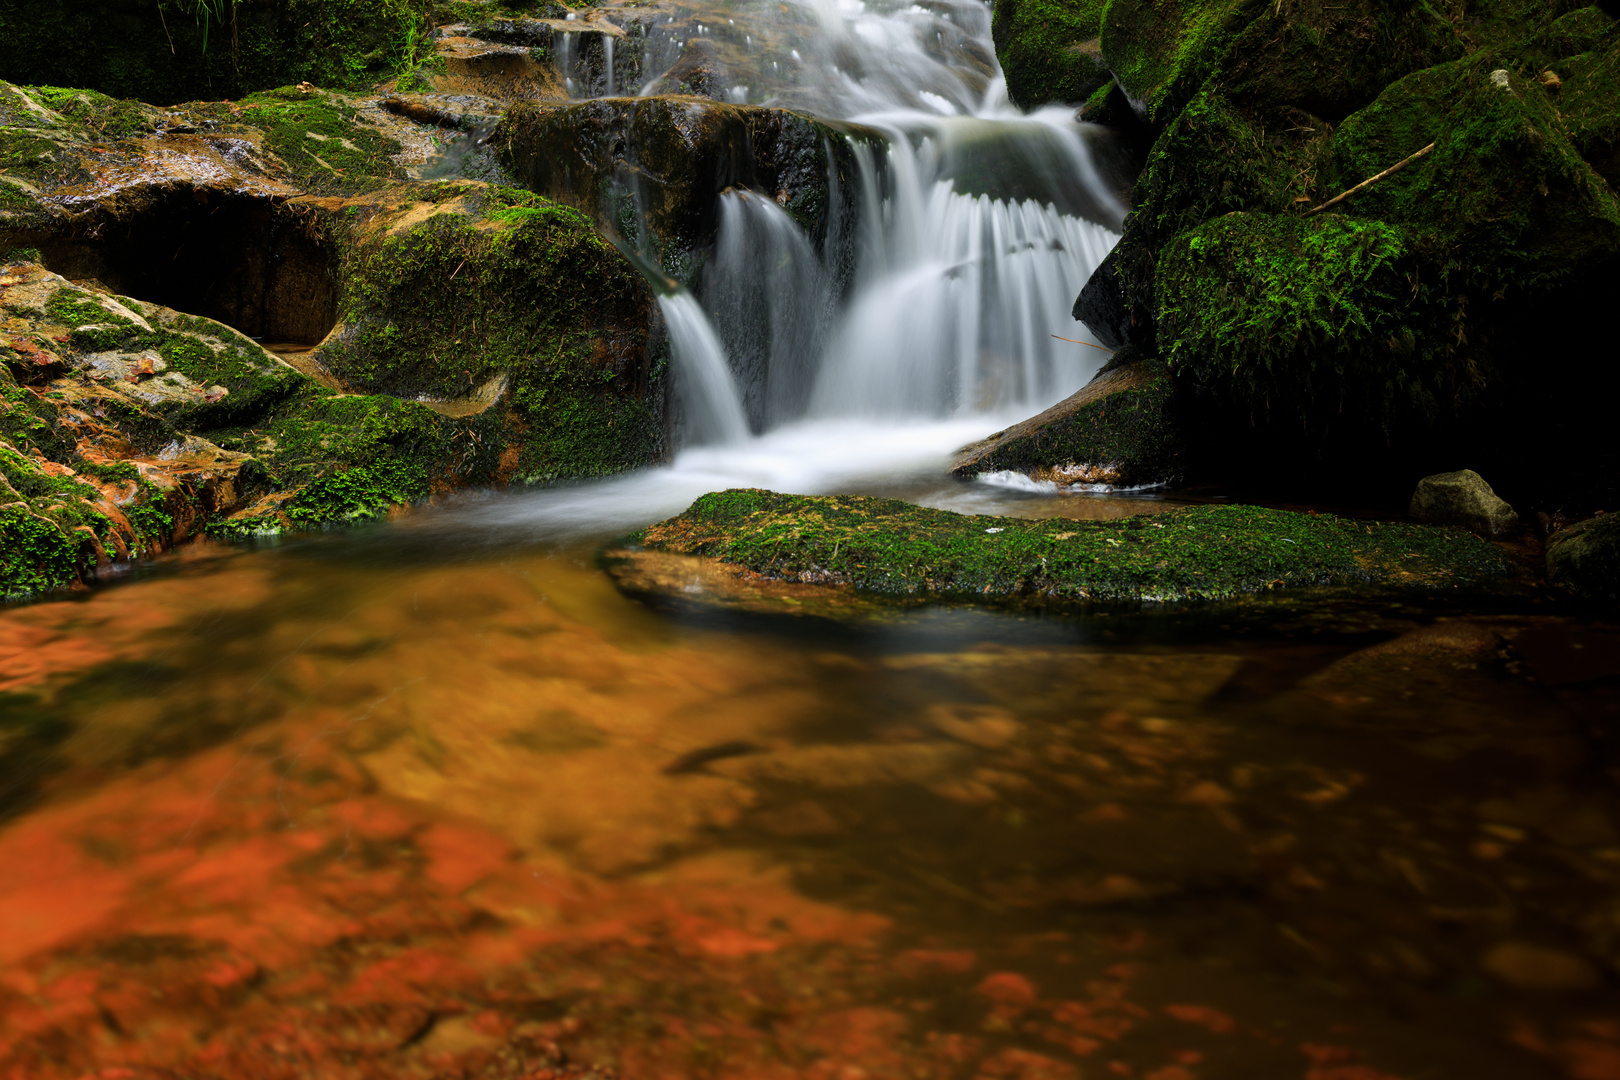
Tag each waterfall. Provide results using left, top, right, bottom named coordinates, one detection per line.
left=704, top=190, right=834, bottom=428
left=556, top=0, right=1126, bottom=459
left=657, top=291, right=751, bottom=446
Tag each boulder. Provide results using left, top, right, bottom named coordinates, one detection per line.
left=604, top=488, right=1510, bottom=609
left=1547, top=513, right=1620, bottom=604
left=1409, top=470, right=1519, bottom=536
left=990, top=0, right=1111, bottom=110
left=950, top=359, right=1180, bottom=488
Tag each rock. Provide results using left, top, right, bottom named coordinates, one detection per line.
left=1409, top=470, right=1519, bottom=536
left=605, top=488, right=1510, bottom=608
left=1072, top=0, right=1620, bottom=504
left=1547, top=512, right=1620, bottom=604
left=1481, top=940, right=1603, bottom=992
left=494, top=97, right=879, bottom=278
left=950, top=358, right=1181, bottom=488
left=991, top=0, right=1111, bottom=110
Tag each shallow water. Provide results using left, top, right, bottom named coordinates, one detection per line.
left=3, top=475, right=1619, bottom=1080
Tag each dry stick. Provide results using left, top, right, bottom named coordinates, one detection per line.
left=1304, top=142, right=1436, bottom=217
left=1050, top=334, right=1115, bottom=352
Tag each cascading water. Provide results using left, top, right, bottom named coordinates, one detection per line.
left=481, top=0, right=1130, bottom=532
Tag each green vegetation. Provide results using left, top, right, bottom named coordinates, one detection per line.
left=990, top=0, right=1110, bottom=109
left=316, top=184, right=663, bottom=482
left=622, top=490, right=1509, bottom=606
left=0, top=0, right=435, bottom=107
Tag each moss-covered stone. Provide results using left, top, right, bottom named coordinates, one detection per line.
left=991, top=0, right=1110, bottom=110
left=609, top=489, right=1510, bottom=607
left=0, top=0, right=435, bottom=108
left=310, top=181, right=662, bottom=482
left=951, top=360, right=1182, bottom=487
left=1546, top=512, right=1620, bottom=605
left=1075, top=0, right=1620, bottom=506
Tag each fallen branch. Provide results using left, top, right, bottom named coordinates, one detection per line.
left=1050, top=334, right=1115, bottom=352
left=1304, top=141, right=1436, bottom=217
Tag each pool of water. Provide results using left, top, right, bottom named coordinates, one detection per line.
left=2, top=480, right=1618, bottom=1080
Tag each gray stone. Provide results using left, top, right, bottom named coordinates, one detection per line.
left=1547, top=513, right=1620, bottom=604
left=1409, top=470, right=1519, bottom=535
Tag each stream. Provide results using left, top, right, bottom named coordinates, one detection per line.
left=3, top=0, right=1620, bottom=1077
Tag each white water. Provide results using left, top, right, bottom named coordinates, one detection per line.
left=657, top=291, right=751, bottom=446
left=465, top=0, right=1130, bottom=532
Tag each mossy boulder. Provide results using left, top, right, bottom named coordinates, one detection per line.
left=950, top=359, right=1182, bottom=488
left=0, top=0, right=435, bottom=107
left=1073, top=0, right=1620, bottom=508
left=1546, top=512, right=1620, bottom=605
left=991, top=0, right=1111, bottom=110
left=309, top=180, right=665, bottom=483
left=605, top=489, right=1510, bottom=609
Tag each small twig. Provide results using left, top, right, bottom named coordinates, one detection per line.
left=448, top=259, right=466, bottom=280
left=157, top=1, right=176, bottom=54
left=1304, top=142, right=1436, bottom=217
left=1050, top=334, right=1115, bottom=353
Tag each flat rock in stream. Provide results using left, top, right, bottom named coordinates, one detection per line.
left=603, top=488, right=1512, bottom=610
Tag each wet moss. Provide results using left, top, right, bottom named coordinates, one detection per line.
left=316, top=183, right=662, bottom=482
left=1155, top=213, right=1460, bottom=428
left=1099, top=0, right=1265, bottom=125
left=621, top=490, right=1510, bottom=606
left=0, top=503, right=85, bottom=598
left=186, top=88, right=408, bottom=196
left=991, top=0, right=1110, bottom=109
left=24, top=86, right=160, bottom=140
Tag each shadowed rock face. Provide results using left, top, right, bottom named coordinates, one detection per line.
left=494, top=96, right=881, bottom=281
left=951, top=361, right=1181, bottom=489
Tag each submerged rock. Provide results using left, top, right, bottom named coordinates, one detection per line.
left=605, top=488, right=1510, bottom=609
left=1546, top=512, right=1620, bottom=604
left=950, top=359, right=1180, bottom=489
left=1409, top=469, right=1520, bottom=536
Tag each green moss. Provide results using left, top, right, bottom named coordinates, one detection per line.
left=47, top=288, right=134, bottom=329
left=23, top=86, right=158, bottom=139
left=621, top=490, right=1509, bottom=605
left=991, top=0, right=1110, bottom=109
left=1319, top=54, right=1620, bottom=328
left=1099, top=0, right=1266, bottom=124
left=1155, top=212, right=1461, bottom=426
left=317, top=186, right=662, bottom=482
left=209, top=89, right=407, bottom=196
left=0, top=503, right=84, bottom=598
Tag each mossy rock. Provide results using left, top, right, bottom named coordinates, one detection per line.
left=606, top=489, right=1511, bottom=609
left=311, top=180, right=664, bottom=483
left=1546, top=512, right=1620, bottom=605
left=0, top=0, right=435, bottom=108
left=1098, top=0, right=1265, bottom=126
left=991, top=0, right=1111, bottom=110
left=951, top=360, right=1182, bottom=488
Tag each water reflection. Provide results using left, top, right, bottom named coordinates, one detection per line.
left=1, top=526, right=1618, bottom=1078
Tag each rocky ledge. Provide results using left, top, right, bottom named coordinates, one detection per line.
left=604, top=489, right=1511, bottom=612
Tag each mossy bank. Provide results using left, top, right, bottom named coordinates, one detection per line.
left=606, top=489, right=1511, bottom=610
